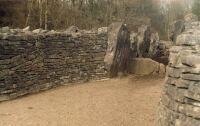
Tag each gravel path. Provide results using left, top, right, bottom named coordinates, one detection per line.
left=0, top=76, right=163, bottom=126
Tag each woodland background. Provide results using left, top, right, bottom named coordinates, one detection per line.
left=0, top=0, right=199, bottom=39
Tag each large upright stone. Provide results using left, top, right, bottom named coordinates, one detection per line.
left=136, top=25, right=151, bottom=57
left=169, top=20, right=185, bottom=42
left=104, top=22, right=130, bottom=77
left=169, top=13, right=199, bottom=43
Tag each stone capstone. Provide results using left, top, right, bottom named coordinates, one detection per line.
left=128, top=58, right=166, bottom=76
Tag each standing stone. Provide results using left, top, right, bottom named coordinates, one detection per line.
left=169, top=13, right=199, bottom=43
left=104, top=22, right=130, bottom=77
left=131, top=25, right=161, bottom=59
left=135, top=25, right=151, bottom=57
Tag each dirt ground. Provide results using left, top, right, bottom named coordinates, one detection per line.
left=0, top=76, right=163, bottom=126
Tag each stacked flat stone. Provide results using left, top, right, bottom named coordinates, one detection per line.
left=158, top=21, right=200, bottom=125
left=0, top=29, right=108, bottom=102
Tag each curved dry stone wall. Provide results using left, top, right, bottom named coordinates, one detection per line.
left=0, top=29, right=108, bottom=102
left=158, top=21, right=200, bottom=125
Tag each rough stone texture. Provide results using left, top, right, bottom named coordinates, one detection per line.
left=169, top=13, right=199, bottom=43
left=128, top=58, right=166, bottom=76
left=104, top=22, right=130, bottom=77
left=152, top=40, right=173, bottom=65
left=169, top=20, right=185, bottom=42
left=130, top=25, right=171, bottom=65
left=130, top=25, right=152, bottom=58
left=0, top=30, right=108, bottom=102
left=158, top=20, right=200, bottom=126
left=130, top=31, right=138, bottom=57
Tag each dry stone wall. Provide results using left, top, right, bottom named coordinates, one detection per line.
left=0, top=30, right=108, bottom=101
left=158, top=21, right=200, bottom=125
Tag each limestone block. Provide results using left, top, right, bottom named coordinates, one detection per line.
left=184, top=13, right=198, bottom=23
left=178, top=103, right=200, bottom=119
left=104, top=22, right=130, bottom=77
left=157, top=103, right=178, bottom=126
left=186, top=91, right=200, bottom=103
left=176, top=33, right=200, bottom=46
left=167, top=67, right=182, bottom=78
left=182, top=74, right=200, bottom=81
left=177, top=79, right=195, bottom=88
left=184, top=98, right=200, bottom=107
left=182, top=67, right=200, bottom=74
left=175, top=114, right=200, bottom=126
left=168, top=53, right=182, bottom=68
left=181, top=55, right=200, bottom=67
left=32, top=28, right=42, bottom=34
left=23, top=26, right=30, bottom=32
left=128, top=58, right=166, bottom=75
left=1, top=26, right=10, bottom=33
left=159, top=63, right=166, bottom=76
left=164, top=84, right=187, bottom=102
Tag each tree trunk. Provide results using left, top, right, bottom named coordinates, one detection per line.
left=45, top=0, right=48, bottom=30
left=25, top=0, right=34, bottom=27
left=39, top=0, right=43, bottom=28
